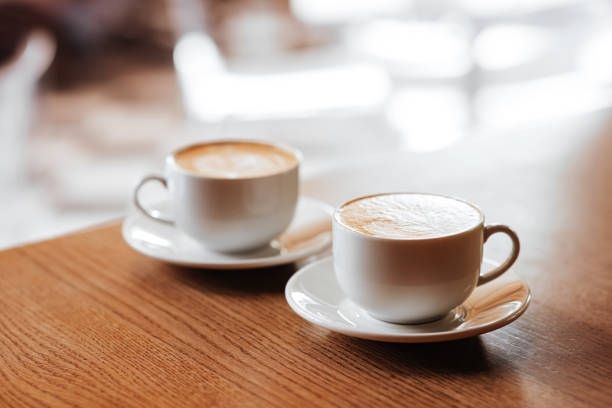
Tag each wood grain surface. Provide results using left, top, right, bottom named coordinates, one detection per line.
left=2, top=114, right=612, bottom=407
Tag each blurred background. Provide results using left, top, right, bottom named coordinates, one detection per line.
left=2, top=0, right=612, bottom=248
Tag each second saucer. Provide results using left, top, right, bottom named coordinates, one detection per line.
left=123, top=197, right=332, bottom=269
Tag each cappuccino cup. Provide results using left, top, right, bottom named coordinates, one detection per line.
left=133, top=140, right=300, bottom=252
left=333, top=193, right=520, bottom=324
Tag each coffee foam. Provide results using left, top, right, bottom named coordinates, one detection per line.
left=175, top=142, right=297, bottom=178
left=336, top=194, right=481, bottom=239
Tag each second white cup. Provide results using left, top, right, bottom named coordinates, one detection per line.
left=133, top=140, right=300, bottom=252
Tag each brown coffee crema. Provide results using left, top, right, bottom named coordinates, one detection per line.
left=336, top=193, right=482, bottom=239
left=175, top=142, right=297, bottom=178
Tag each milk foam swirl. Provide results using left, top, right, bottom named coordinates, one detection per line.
left=175, top=142, right=297, bottom=178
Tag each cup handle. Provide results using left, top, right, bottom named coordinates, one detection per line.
left=478, top=224, right=520, bottom=286
left=133, top=174, right=174, bottom=225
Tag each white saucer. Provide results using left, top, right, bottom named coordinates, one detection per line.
left=122, top=197, right=333, bottom=269
left=285, top=257, right=531, bottom=343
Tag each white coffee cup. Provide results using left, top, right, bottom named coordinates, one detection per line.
left=332, top=193, right=520, bottom=324
left=133, top=140, right=300, bottom=252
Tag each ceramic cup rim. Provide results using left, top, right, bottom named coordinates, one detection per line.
left=333, top=192, right=485, bottom=242
left=165, top=139, right=302, bottom=181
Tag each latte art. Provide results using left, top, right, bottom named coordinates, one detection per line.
left=175, top=142, right=297, bottom=178
left=336, top=193, right=482, bottom=239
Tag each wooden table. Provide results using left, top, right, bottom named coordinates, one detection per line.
left=2, top=113, right=612, bottom=407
